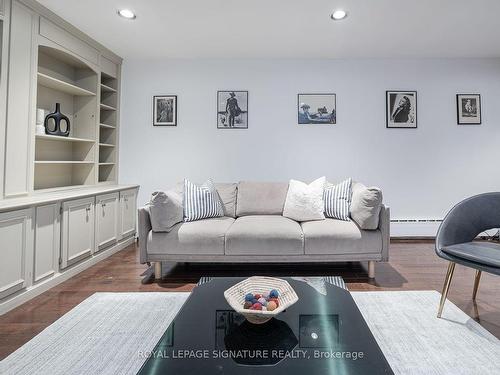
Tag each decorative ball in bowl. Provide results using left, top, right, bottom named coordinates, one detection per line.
left=224, top=276, right=299, bottom=324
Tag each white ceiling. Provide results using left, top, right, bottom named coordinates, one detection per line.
left=38, top=0, right=500, bottom=59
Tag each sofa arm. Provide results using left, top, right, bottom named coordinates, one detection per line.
left=138, top=206, right=152, bottom=264
left=379, top=205, right=390, bottom=261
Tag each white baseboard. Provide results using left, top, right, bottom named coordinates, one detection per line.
left=0, top=237, right=136, bottom=316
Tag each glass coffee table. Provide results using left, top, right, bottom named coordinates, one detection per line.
left=138, top=277, right=393, bottom=374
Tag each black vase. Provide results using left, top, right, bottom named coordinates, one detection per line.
left=44, top=103, right=70, bottom=137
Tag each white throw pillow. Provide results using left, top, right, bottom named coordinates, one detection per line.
left=283, top=177, right=326, bottom=222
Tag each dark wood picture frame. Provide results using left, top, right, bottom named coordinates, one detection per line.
left=217, top=91, right=248, bottom=129
left=386, top=90, right=418, bottom=129
left=153, top=95, right=177, bottom=126
left=297, top=93, right=337, bottom=125
left=456, top=94, right=481, bottom=125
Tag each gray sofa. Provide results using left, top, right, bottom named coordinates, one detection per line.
left=138, top=181, right=390, bottom=278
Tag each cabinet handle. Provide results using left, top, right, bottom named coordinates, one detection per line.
left=102, top=203, right=106, bottom=207
left=86, top=207, right=91, bottom=212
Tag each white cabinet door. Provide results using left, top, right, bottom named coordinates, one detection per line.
left=0, top=208, right=34, bottom=299
left=61, top=197, right=94, bottom=269
left=95, top=193, right=118, bottom=251
left=34, top=203, right=60, bottom=282
left=119, top=189, right=137, bottom=240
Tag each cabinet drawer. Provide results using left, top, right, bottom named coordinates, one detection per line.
left=119, top=189, right=137, bottom=239
left=0, top=209, right=34, bottom=300
left=61, top=197, right=94, bottom=269
left=39, top=17, right=99, bottom=65
left=95, top=192, right=119, bottom=251
left=101, top=56, right=118, bottom=78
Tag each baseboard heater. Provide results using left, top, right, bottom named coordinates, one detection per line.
left=390, top=219, right=442, bottom=238
left=390, top=219, right=499, bottom=240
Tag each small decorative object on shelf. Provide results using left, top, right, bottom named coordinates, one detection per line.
left=224, top=276, right=299, bottom=324
left=44, top=103, right=70, bottom=136
left=36, top=108, right=48, bottom=135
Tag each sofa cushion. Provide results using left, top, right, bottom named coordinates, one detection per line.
left=215, top=183, right=237, bottom=218
left=183, top=179, right=224, bottom=222
left=301, top=219, right=382, bottom=255
left=147, top=217, right=235, bottom=255
left=350, top=182, right=383, bottom=230
left=149, top=190, right=183, bottom=232
left=225, top=215, right=304, bottom=255
left=324, top=178, right=352, bottom=221
left=236, top=182, right=289, bottom=216
left=172, top=181, right=237, bottom=219
left=283, top=177, right=326, bottom=222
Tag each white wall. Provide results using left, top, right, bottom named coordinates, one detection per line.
left=119, top=58, right=500, bottom=233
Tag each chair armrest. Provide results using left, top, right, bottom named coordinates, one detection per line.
left=138, top=206, right=152, bottom=264
left=379, top=205, right=390, bottom=261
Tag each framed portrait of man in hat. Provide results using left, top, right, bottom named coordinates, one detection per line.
left=217, top=91, right=248, bottom=129
left=298, top=94, right=336, bottom=125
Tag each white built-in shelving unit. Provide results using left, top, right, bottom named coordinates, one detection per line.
left=33, top=43, right=121, bottom=190
left=98, top=72, right=118, bottom=183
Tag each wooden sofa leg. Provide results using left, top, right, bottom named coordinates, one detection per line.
left=368, top=261, right=375, bottom=279
left=154, top=262, right=162, bottom=280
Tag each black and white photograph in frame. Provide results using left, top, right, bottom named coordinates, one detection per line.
left=153, top=95, right=177, bottom=126
left=217, top=91, right=248, bottom=129
left=457, top=94, right=481, bottom=125
left=297, top=94, right=336, bottom=124
left=386, top=91, right=417, bottom=128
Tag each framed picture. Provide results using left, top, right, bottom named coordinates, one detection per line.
left=457, top=94, right=481, bottom=125
left=217, top=91, right=248, bottom=129
left=153, top=95, right=177, bottom=126
left=297, top=94, right=336, bottom=124
left=386, top=91, right=417, bottom=128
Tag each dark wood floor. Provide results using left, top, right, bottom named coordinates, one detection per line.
left=0, top=240, right=499, bottom=360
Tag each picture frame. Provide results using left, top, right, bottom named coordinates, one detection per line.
left=153, top=95, right=177, bottom=126
left=217, top=91, right=248, bottom=129
left=456, top=94, right=481, bottom=125
left=386, top=91, right=417, bottom=129
left=297, top=94, right=336, bottom=125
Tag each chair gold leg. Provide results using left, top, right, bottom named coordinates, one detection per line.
left=472, top=270, right=481, bottom=301
left=437, top=262, right=456, bottom=318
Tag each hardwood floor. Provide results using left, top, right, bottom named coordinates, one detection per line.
left=1, top=240, right=499, bottom=360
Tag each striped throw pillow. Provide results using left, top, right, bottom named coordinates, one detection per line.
left=183, top=179, right=224, bottom=222
left=324, top=178, right=352, bottom=221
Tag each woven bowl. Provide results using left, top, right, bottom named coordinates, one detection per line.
left=224, top=276, right=299, bottom=324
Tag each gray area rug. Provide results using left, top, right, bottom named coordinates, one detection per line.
left=2, top=290, right=499, bottom=375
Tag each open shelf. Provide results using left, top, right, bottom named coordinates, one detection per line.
left=34, top=163, right=94, bottom=191
left=100, top=123, right=116, bottom=129
left=36, top=134, right=94, bottom=143
left=96, top=72, right=119, bottom=184
left=98, top=163, right=116, bottom=183
left=38, top=72, right=96, bottom=96
left=100, top=103, right=116, bottom=111
left=35, top=161, right=94, bottom=164
left=100, top=83, right=117, bottom=93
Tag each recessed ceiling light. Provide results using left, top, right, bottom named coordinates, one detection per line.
left=118, top=9, right=136, bottom=20
left=331, top=10, right=347, bottom=21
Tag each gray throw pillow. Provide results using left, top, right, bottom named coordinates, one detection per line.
left=350, top=183, right=383, bottom=230
left=149, top=190, right=183, bottom=232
